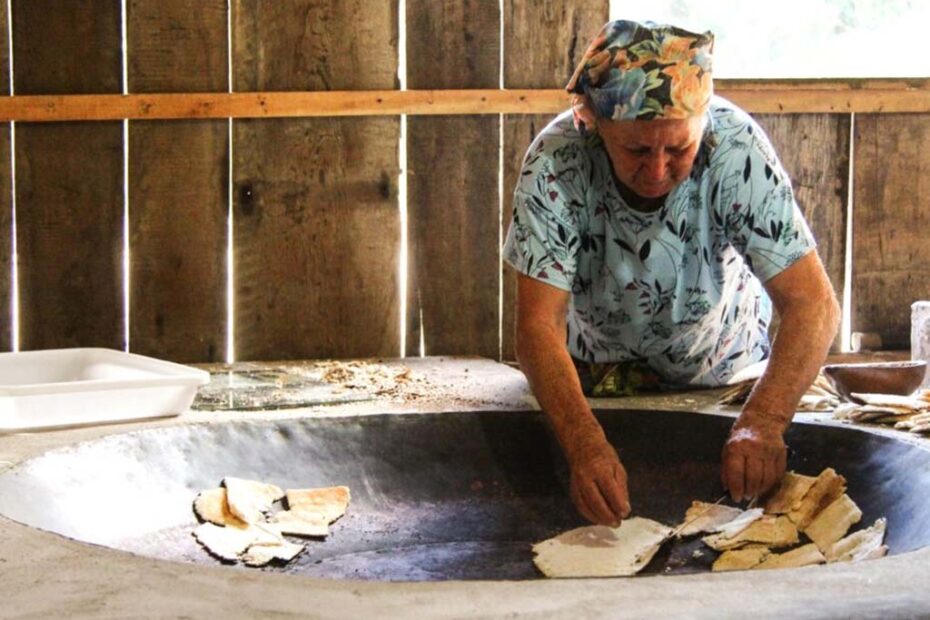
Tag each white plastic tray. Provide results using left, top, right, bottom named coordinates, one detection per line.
left=0, top=348, right=210, bottom=432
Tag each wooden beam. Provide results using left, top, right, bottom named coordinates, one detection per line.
left=1, top=79, right=930, bottom=121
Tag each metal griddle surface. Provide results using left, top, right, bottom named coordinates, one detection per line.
left=0, top=410, right=926, bottom=580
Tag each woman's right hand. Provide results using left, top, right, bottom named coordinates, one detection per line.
left=567, top=432, right=632, bottom=526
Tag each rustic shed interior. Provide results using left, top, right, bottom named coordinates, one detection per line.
left=0, top=1, right=925, bottom=364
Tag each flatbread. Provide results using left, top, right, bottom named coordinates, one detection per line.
left=826, top=518, right=888, bottom=563
left=532, top=517, right=672, bottom=578
left=787, top=468, right=846, bottom=530
left=703, top=515, right=798, bottom=551
left=754, top=543, right=825, bottom=570
left=193, top=487, right=247, bottom=527
left=712, top=546, right=771, bottom=572
left=192, top=522, right=282, bottom=562
left=676, top=501, right=744, bottom=537
left=241, top=540, right=305, bottom=567
left=711, top=508, right=764, bottom=539
left=764, top=472, right=817, bottom=515
left=805, top=494, right=862, bottom=552
left=269, top=508, right=330, bottom=537
left=851, top=393, right=929, bottom=410
left=223, top=477, right=285, bottom=524
left=285, top=486, right=351, bottom=524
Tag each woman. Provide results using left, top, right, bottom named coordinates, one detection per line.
left=503, top=20, right=840, bottom=525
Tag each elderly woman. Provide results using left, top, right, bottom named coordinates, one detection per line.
left=503, top=20, right=840, bottom=526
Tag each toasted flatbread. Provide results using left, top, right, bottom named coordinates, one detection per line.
left=826, top=518, right=887, bottom=563
left=223, top=477, right=285, bottom=524
left=805, top=494, right=862, bottom=552
left=532, top=517, right=672, bottom=578
left=712, top=545, right=771, bottom=572
left=764, top=472, right=817, bottom=515
left=712, top=508, right=764, bottom=539
left=269, top=508, right=330, bottom=537
left=851, top=393, right=929, bottom=410
left=754, top=543, right=825, bottom=570
left=676, top=501, right=744, bottom=537
left=192, top=522, right=282, bottom=562
left=703, top=515, right=798, bottom=551
left=787, top=468, right=847, bottom=530
left=193, top=487, right=247, bottom=527
left=241, top=540, right=305, bottom=566
left=798, top=395, right=840, bottom=412
left=285, top=486, right=351, bottom=524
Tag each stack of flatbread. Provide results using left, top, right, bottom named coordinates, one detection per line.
left=720, top=373, right=841, bottom=412
left=192, top=476, right=350, bottom=567
left=681, top=468, right=887, bottom=572
left=531, top=467, right=887, bottom=578
left=833, top=390, right=930, bottom=434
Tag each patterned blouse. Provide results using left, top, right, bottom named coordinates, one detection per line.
left=503, top=96, right=816, bottom=387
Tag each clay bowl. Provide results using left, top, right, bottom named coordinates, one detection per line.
left=822, top=360, right=927, bottom=402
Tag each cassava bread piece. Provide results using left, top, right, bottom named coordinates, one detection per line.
left=804, top=494, right=862, bottom=552
left=851, top=393, right=929, bottom=410
left=269, top=508, right=330, bottom=537
left=676, top=501, right=744, bottom=537
left=532, top=517, right=672, bottom=578
left=223, top=477, right=285, bottom=524
left=826, top=518, right=888, bottom=563
left=193, top=487, right=247, bottom=527
left=754, top=543, right=825, bottom=570
left=712, top=508, right=764, bottom=539
left=285, top=486, right=351, bottom=524
left=241, top=539, right=305, bottom=567
left=712, top=546, right=771, bottom=572
left=787, top=468, right=846, bottom=530
left=764, top=472, right=817, bottom=515
left=703, top=515, right=798, bottom=551
left=193, top=522, right=283, bottom=562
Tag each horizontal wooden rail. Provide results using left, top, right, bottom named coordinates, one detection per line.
left=0, top=80, right=928, bottom=121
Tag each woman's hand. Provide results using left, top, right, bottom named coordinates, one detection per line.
left=567, top=431, right=632, bottom=526
left=721, top=414, right=788, bottom=502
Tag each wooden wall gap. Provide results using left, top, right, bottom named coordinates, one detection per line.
left=841, top=112, right=856, bottom=352
left=397, top=0, right=408, bottom=359
left=4, top=0, right=13, bottom=352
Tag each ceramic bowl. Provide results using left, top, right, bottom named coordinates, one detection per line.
left=822, top=360, right=927, bottom=402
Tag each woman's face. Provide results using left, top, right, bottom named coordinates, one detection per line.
left=597, top=116, right=706, bottom=199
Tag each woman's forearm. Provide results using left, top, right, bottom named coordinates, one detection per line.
left=742, top=290, right=841, bottom=430
left=515, top=321, right=605, bottom=464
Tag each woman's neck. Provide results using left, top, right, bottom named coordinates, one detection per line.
left=611, top=169, right=667, bottom=213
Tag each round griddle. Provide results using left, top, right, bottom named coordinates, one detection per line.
left=0, top=410, right=924, bottom=580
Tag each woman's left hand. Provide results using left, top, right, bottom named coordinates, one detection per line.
left=721, top=415, right=788, bottom=502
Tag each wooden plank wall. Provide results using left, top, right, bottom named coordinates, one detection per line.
left=406, top=1, right=500, bottom=358
left=853, top=114, right=930, bottom=349
left=1, top=4, right=928, bottom=361
left=13, top=1, right=124, bottom=351
left=232, top=0, right=399, bottom=361
left=754, top=114, right=850, bottom=351
left=127, top=0, right=229, bottom=363
left=501, top=1, right=608, bottom=360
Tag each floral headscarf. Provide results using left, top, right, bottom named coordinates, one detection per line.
left=566, top=20, right=714, bottom=131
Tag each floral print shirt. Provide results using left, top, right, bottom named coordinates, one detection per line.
left=503, top=96, right=816, bottom=387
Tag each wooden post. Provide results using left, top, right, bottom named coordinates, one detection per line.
left=501, top=1, right=608, bottom=361
left=232, top=0, right=400, bottom=361
left=127, top=0, right=229, bottom=363
left=13, top=1, right=124, bottom=350
left=406, top=0, right=501, bottom=358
